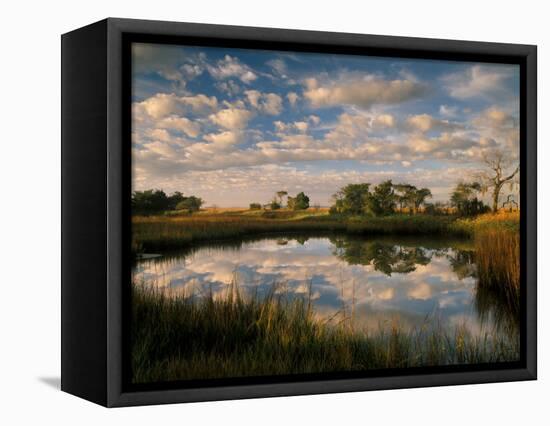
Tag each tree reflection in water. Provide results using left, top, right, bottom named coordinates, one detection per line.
left=331, top=236, right=519, bottom=336
left=330, top=237, right=431, bottom=276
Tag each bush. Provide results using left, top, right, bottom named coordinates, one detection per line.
left=249, top=203, right=262, bottom=210
left=175, top=196, right=203, bottom=213
left=270, top=200, right=281, bottom=210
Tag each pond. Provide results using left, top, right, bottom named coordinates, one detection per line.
left=132, top=233, right=518, bottom=339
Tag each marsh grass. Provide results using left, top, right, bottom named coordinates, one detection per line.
left=474, top=229, right=520, bottom=328
left=131, top=281, right=519, bottom=384
left=132, top=213, right=462, bottom=252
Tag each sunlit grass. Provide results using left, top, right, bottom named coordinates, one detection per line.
left=475, top=228, right=520, bottom=316
left=132, top=212, right=470, bottom=252
left=451, top=211, right=520, bottom=235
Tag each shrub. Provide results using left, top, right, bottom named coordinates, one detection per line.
left=249, top=203, right=262, bottom=210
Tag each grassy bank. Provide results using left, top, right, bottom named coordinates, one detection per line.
left=131, top=283, right=519, bottom=383
left=131, top=211, right=486, bottom=252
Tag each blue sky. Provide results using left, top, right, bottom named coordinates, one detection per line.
left=132, top=43, right=520, bottom=207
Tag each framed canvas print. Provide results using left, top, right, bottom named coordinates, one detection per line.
left=61, top=18, right=537, bottom=407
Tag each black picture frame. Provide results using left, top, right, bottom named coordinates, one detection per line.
left=61, top=17, right=537, bottom=407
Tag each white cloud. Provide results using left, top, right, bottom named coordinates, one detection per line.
left=325, top=113, right=371, bottom=143
left=439, top=105, right=458, bottom=118
left=406, top=114, right=463, bottom=133
left=442, top=65, right=514, bottom=99
left=308, top=115, right=321, bottom=125
left=137, top=93, right=180, bottom=119
left=303, top=77, right=427, bottom=109
left=203, top=130, right=244, bottom=147
left=215, top=80, right=241, bottom=96
left=372, top=114, right=396, bottom=128
left=273, top=120, right=309, bottom=133
left=244, top=90, right=283, bottom=115
left=473, top=107, right=516, bottom=128
left=143, top=141, right=179, bottom=158
left=135, top=93, right=218, bottom=120
left=157, top=116, right=201, bottom=138
left=266, top=58, right=288, bottom=78
left=287, top=92, right=299, bottom=107
left=179, top=94, right=218, bottom=114
left=209, top=108, right=254, bottom=130
left=207, top=55, right=258, bottom=84
left=294, top=121, right=309, bottom=133
left=180, top=63, right=203, bottom=79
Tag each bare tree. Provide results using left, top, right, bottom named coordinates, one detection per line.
left=478, top=150, right=519, bottom=213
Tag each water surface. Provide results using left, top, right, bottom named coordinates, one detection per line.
left=133, top=234, right=517, bottom=338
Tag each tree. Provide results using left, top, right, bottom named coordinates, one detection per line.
left=288, top=192, right=309, bottom=210
left=167, top=191, right=185, bottom=210
left=450, top=182, right=488, bottom=216
left=331, top=183, right=371, bottom=215
left=276, top=191, right=288, bottom=207
left=393, top=183, right=416, bottom=213
left=132, top=189, right=169, bottom=214
left=412, top=188, right=432, bottom=213
left=175, top=196, right=203, bottom=213
left=366, top=180, right=396, bottom=216
left=478, top=150, right=519, bottom=213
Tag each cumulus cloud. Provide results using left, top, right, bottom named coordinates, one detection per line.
left=134, top=93, right=218, bottom=120
left=157, top=116, right=201, bottom=138
left=325, top=113, right=371, bottom=143
left=207, top=55, right=258, bottom=84
left=442, top=65, right=514, bottom=99
left=131, top=45, right=520, bottom=207
left=273, top=120, right=309, bottom=134
left=215, top=80, right=241, bottom=96
left=372, top=114, right=396, bottom=128
left=408, top=132, right=495, bottom=160
left=287, top=92, right=299, bottom=107
left=137, top=93, right=181, bottom=119
left=406, top=114, right=463, bottom=133
left=439, top=105, right=458, bottom=117
left=473, top=107, right=517, bottom=128
left=244, top=90, right=283, bottom=115
left=203, top=130, right=244, bottom=148
left=308, top=115, right=321, bottom=125
left=472, top=107, right=519, bottom=155
left=266, top=58, right=288, bottom=78
left=303, top=77, right=427, bottom=109
left=209, top=108, right=254, bottom=129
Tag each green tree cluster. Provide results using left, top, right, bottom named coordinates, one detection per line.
left=330, top=180, right=432, bottom=216
left=132, top=189, right=203, bottom=214
left=287, top=192, right=310, bottom=210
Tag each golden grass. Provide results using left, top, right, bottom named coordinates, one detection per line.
left=131, top=282, right=519, bottom=383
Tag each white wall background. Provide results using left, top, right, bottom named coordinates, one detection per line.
left=0, top=0, right=546, bottom=424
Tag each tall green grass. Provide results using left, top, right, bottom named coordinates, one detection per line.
left=131, top=282, right=519, bottom=383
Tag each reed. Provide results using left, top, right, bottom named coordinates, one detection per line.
left=131, top=282, right=519, bottom=383
left=474, top=229, right=520, bottom=316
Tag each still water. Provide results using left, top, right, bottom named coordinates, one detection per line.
left=133, top=234, right=518, bottom=338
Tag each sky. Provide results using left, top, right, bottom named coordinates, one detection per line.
left=131, top=43, right=520, bottom=207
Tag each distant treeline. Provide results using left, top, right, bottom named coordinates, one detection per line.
left=330, top=180, right=490, bottom=217
left=132, top=190, right=203, bottom=215
left=132, top=179, right=495, bottom=218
